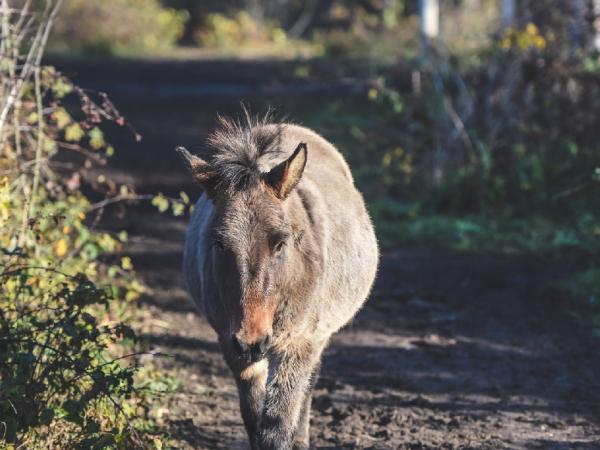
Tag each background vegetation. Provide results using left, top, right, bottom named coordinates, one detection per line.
left=44, top=0, right=599, bottom=345
left=1, top=1, right=178, bottom=447
left=2, top=0, right=599, bottom=448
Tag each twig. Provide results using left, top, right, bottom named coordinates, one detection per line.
left=29, top=65, right=43, bottom=216
left=87, top=194, right=155, bottom=213
left=552, top=181, right=592, bottom=201
left=0, top=0, right=62, bottom=135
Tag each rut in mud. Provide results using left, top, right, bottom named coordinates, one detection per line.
left=68, top=58, right=600, bottom=450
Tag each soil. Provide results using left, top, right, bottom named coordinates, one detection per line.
left=64, top=58, right=600, bottom=449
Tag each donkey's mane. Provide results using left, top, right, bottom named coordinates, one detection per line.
left=207, top=110, right=284, bottom=192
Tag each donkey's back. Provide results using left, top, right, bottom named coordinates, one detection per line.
left=273, top=124, right=378, bottom=337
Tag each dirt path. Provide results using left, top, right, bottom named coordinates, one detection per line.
left=71, top=58, right=600, bottom=449
left=121, top=210, right=599, bottom=450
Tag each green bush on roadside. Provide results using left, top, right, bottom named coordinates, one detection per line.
left=196, top=11, right=287, bottom=50
left=50, top=0, right=188, bottom=55
left=0, top=3, right=169, bottom=446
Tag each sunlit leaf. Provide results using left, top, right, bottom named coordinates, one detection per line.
left=65, top=123, right=84, bottom=142
left=54, top=238, right=68, bottom=257
left=89, top=127, right=105, bottom=150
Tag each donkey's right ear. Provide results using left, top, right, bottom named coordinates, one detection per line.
left=176, top=147, right=218, bottom=193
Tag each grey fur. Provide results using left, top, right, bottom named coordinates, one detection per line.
left=181, top=116, right=379, bottom=450
left=207, top=112, right=284, bottom=193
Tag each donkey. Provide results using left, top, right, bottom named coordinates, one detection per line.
left=178, top=113, right=378, bottom=450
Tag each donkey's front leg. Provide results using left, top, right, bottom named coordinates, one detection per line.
left=234, top=359, right=269, bottom=450
left=257, top=348, right=319, bottom=450
left=221, top=336, right=269, bottom=450
left=294, top=362, right=321, bottom=450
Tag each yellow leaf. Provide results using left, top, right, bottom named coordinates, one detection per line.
left=526, top=22, right=538, bottom=36
left=52, top=108, right=71, bottom=129
left=65, top=123, right=84, bottom=142
left=382, top=153, right=392, bottom=168
left=534, top=36, right=546, bottom=50
left=121, top=256, right=133, bottom=270
left=54, top=238, right=68, bottom=257
left=126, top=290, right=141, bottom=302
left=26, top=112, right=38, bottom=124
left=500, top=37, right=512, bottom=50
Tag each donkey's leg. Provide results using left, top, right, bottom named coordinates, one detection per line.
left=234, top=359, right=269, bottom=450
left=293, top=361, right=321, bottom=450
left=257, top=347, right=320, bottom=450
left=220, top=337, right=268, bottom=450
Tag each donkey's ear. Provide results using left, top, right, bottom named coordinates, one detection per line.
left=176, top=146, right=218, bottom=193
left=264, top=143, right=307, bottom=200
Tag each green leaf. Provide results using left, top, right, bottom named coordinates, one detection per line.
left=51, top=78, right=73, bottom=98
left=172, top=202, right=185, bottom=216
left=89, top=127, right=105, bottom=150
left=179, top=191, right=190, bottom=204
left=152, top=193, right=169, bottom=213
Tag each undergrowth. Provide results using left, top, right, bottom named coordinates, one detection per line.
left=0, top=3, right=180, bottom=448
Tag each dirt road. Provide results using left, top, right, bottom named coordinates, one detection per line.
left=67, top=57, right=600, bottom=449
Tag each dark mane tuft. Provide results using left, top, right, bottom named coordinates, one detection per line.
left=206, top=109, right=283, bottom=193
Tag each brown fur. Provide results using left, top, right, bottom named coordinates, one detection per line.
left=181, top=113, right=379, bottom=450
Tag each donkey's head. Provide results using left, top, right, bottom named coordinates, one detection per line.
left=177, top=121, right=306, bottom=363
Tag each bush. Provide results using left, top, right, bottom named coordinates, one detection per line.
left=0, top=262, right=138, bottom=447
left=1, top=3, right=156, bottom=447
left=362, top=24, right=600, bottom=216
left=301, top=21, right=600, bottom=252
left=50, top=0, right=188, bottom=55
left=196, top=11, right=288, bottom=50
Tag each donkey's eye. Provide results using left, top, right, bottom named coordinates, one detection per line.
left=273, top=240, right=286, bottom=254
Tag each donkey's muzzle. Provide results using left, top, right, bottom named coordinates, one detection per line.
left=232, top=334, right=271, bottom=363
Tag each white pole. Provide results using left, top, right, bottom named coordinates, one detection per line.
left=593, top=0, right=600, bottom=50
left=420, top=0, right=439, bottom=40
left=501, top=0, right=516, bottom=28
left=573, top=0, right=585, bottom=51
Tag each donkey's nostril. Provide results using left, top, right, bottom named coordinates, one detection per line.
left=257, top=334, right=271, bottom=355
left=233, top=334, right=271, bottom=362
left=232, top=335, right=249, bottom=356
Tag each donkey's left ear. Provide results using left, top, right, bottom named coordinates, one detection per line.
left=264, top=143, right=307, bottom=200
